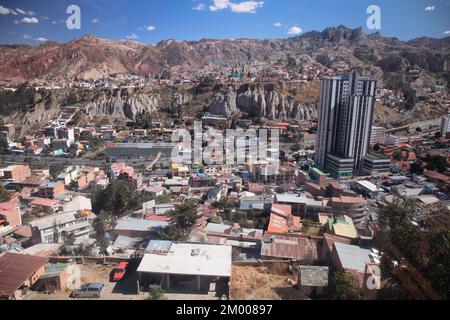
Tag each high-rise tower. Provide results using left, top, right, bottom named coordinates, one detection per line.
left=315, top=73, right=377, bottom=177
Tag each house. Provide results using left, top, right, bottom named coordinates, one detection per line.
left=137, top=243, right=232, bottom=293
left=327, top=216, right=358, bottom=240
left=0, top=252, right=47, bottom=299
left=110, top=218, right=169, bottom=241
left=34, top=263, right=71, bottom=292
left=38, top=181, right=66, bottom=199
left=29, top=211, right=95, bottom=244
left=298, top=266, right=329, bottom=297
left=0, top=201, right=22, bottom=234
left=62, top=195, right=92, bottom=212
left=331, top=242, right=380, bottom=291
left=331, top=196, right=368, bottom=225
left=207, top=185, right=222, bottom=203
left=2, top=165, right=31, bottom=182
left=260, top=234, right=318, bottom=262
left=240, top=195, right=273, bottom=212
left=30, top=198, right=61, bottom=213
left=267, top=204, right=302, bottom=235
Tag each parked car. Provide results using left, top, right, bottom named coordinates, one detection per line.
left=111, top=262, right=128, bottom=282
left=71, top=283, right=105, bottom=299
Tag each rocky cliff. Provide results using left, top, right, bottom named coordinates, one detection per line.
left=207, top=83, right=318, bottom=120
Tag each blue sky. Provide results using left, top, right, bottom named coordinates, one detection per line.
left=0, top=0, right=449, bottom=44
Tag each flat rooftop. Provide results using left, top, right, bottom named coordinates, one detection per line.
left=137, top=243, right=232, bottom=277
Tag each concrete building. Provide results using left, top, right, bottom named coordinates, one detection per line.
left=38, top=181, right=66, bottom=199
left=331, top=196, right=368, bottom=225
left=362, top=152, right=391, bottom=176
left=137, top=243, right=232, bottom=294
left=315, top=73, right=377, bottom=177
left=29, top=211, right=95, bottom=244
left=440, top=114, right=450, bottom=136
left=370, top=126, right=386, bottom=145
left=2, top=165, right=31, bottom=182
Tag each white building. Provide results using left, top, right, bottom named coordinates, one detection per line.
left=29, top=211, right=95, bottom=244
left=440, top=114, right=450, bottom=136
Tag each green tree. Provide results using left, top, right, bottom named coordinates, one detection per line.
left=328, top=272, right=367, bottom=300
left=93, top=211, right=110, bottom=254
left=410, top=161, right=424, bottom=175
left=392, top=150, right=404, bottom=161
left=0, top=184, right=11, bottom=202
left=147, top=287, right=165, bottom=300
left=159, top=200, right=199, bottom=241
left=0, top=135, right=8, bottom=154
left=425, top=154, right=448, bottom=173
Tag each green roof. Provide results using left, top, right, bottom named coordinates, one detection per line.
left=311, top=167, right=326, bottom=176
left=40, top=263, right=69, bottom=279
left=327, top=218, right=335, bottom=231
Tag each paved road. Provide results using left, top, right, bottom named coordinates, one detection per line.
left=0, top=154, right=168, bottom=168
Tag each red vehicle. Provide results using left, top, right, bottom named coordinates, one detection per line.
left=112, top=262, right=128, bottom=282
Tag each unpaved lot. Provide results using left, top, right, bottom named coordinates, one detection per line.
left=230, top=264, right=302, bottom=300
left=24, top=262, right=147, bottom=301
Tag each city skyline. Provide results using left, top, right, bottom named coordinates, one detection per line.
left=0, top=0, right=449, bottom=45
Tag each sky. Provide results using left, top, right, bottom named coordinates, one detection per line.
left=0, top=0, right=449, bottom=44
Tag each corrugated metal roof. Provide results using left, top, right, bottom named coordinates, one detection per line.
left=261, top=235, right=318, bottom=261
left=0, top=252, right=47, bottom=297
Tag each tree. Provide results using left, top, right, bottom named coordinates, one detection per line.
left=425, top=154, right=448, bottom=173
left=147, top=287, right=164, bottom=300
left=434, top=132, right=442, bottom=139
left=328, top=272, right=366, bottom=300
left=0, top=184, right=11, bottom=203
left=392, top=150, right=404, bottom=161
left=0, top=135, right=8, bottom=154
left=159, top=200, right=199, bottom=241
left=373, top=144, right=381, bottom=152
left=91, top=179, right=151, bottom=216
left=93, top=211, right=110, bottom=255
left=410, top=161, right=424, bottom=175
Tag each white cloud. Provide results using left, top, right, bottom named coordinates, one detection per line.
left=0, top=5, right=12, bottom=15
left=210, top=0, right=230, bottom=11
left=193, top=3, right=206, bottom=11
left=27, top=11, right=36, bottom=16
left=92, top=18, right=99, bottom=23
left=230, top=1, right=264, bottom=13
left=52, top=21, right=57, bottom=25
left=287, top=25, right=302, bottom=35
left=34, top=37, right=48, bottom=42
left=23, top=34, right=31, bottom=39
left=146, top=25, right=156, bottom=31
left=15, top=17, right=39, bottom=24
left=444, top=30, right=450, bottom=34
left=126, top=33, right=139, bottom=39
left=16, top=8, right=26, bottom=15
left=210, top=0, right=263, bottom=13
left=273, top=22, right=283, bottom=27
left=424, top=5, right=435, bottom=11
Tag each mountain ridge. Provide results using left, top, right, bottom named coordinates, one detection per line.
left=0, top=25, right=448, bottom=87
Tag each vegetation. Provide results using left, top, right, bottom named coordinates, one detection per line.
left=377, top=197, right=450, bottom=299
left=93, top=210, right=110, bottom=254
left=424, top=154, right=448, bottom=173
left=0, top=135, right=8, bottom=154
left=147, top=287, right=165, bottom=300
left=135, top=111, right=153, bottom=129
left=0, top=184, right=11, bottom=202
left=159, top=200, right=200, bottom=241
left=328, top=272, right=367, bottom=300
left=91, top=179, right=153, bottom=216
